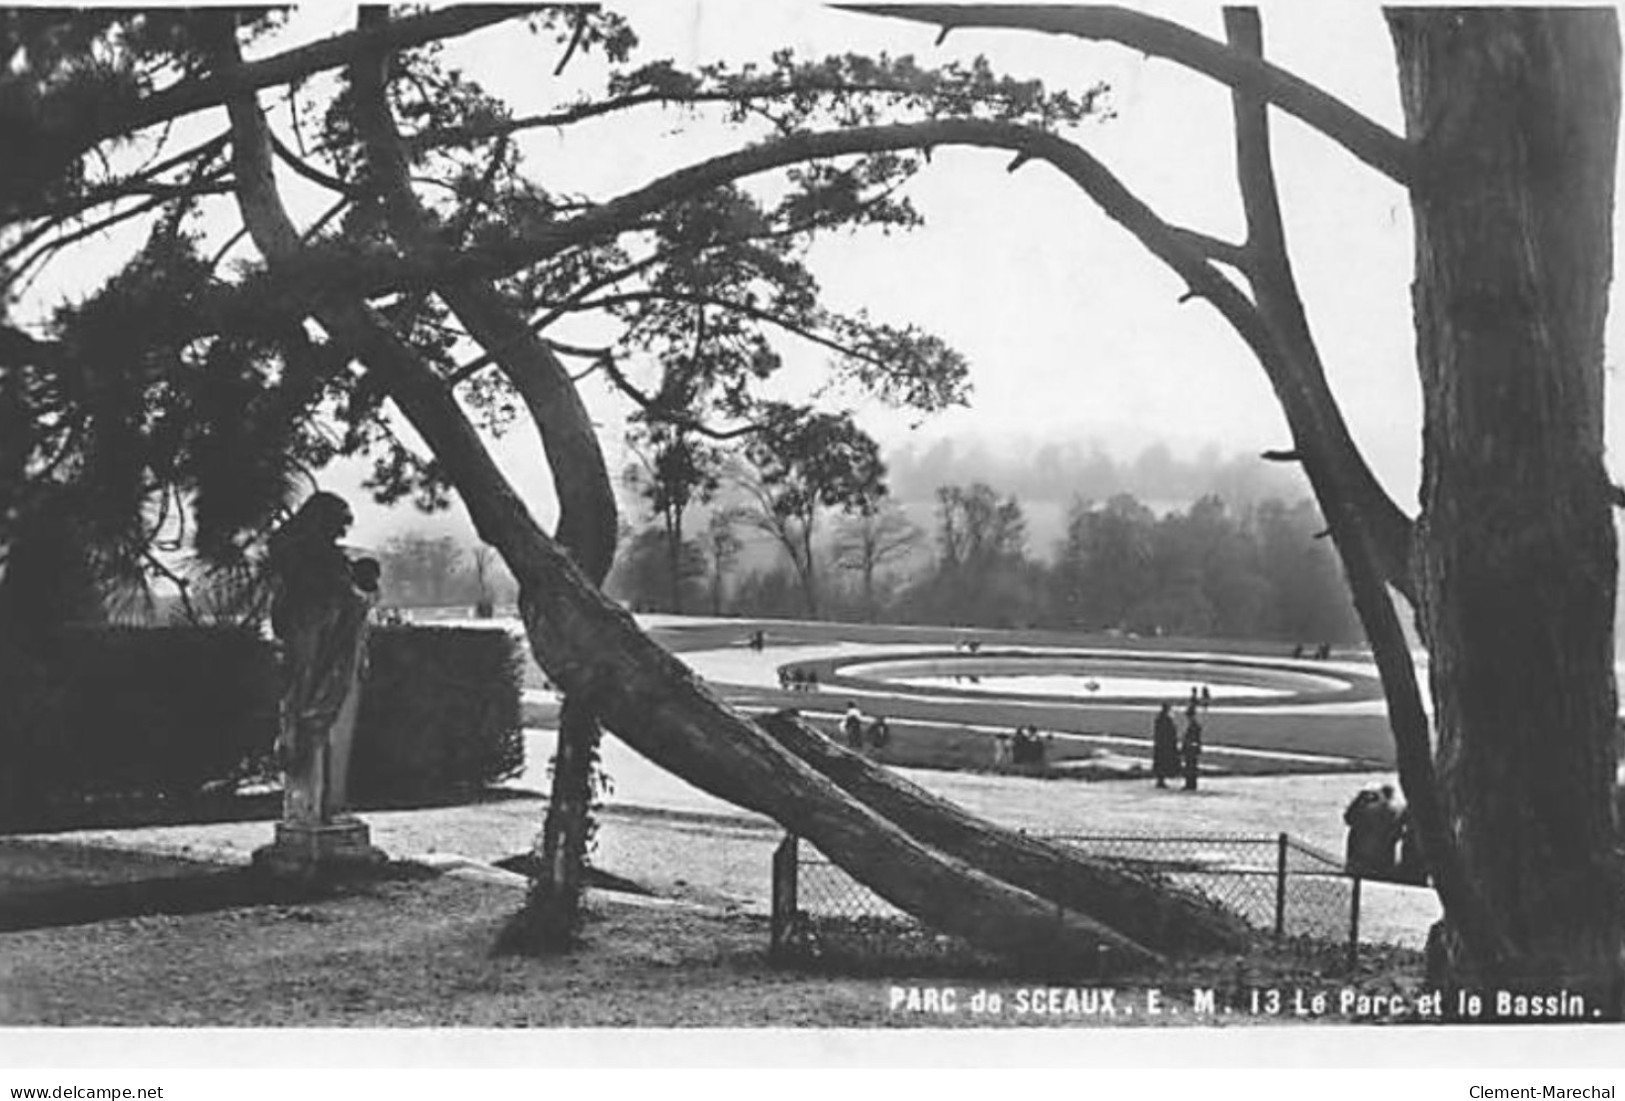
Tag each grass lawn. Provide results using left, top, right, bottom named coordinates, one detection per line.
left=0, top=839, right=230, bottom=898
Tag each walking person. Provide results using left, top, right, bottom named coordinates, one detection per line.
left=1180, top=712, right=1204, bottom=791
left=867, top=715, right=891, bottom=758
left=842, top=701, right=865, bottom=749
left=993, top=730, right=1012, bottom=770
left=1029, top=726, right=1049, bottom=769
left=1152, top=702, right=1179, bottom=789
left=1011, top=725, right=1033, bottom=767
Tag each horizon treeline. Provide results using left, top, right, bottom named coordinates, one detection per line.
left=885, top=437, right=1308, bottom=511
left=609, top=484, right=1362, bottom=646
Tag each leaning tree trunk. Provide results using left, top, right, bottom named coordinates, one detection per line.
left=1390, top=8, right=1625, bottom=1008
left=756, top=711, right=1251, bottom=954
left=358, top=320, right=1251, bottom=966
left=342, top=31, right=621, bottom=951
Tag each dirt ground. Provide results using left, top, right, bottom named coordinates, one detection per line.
left=0, top=840, right=1429, bottom=1029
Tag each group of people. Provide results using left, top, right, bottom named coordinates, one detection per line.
left=1152, top=700, right=1204, bottom=791
left=841, top=702, right=891, bottom=754
left=994, top=724, right=1051, bottom=770
left=1343, top=783, right=1427, bottom=884
left=778, top=667, right=821, bottom=692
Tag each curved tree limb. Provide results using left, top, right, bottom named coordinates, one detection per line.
left=269, top=132, right=361, bottom=198
left=846, top=4, right=1414, bottom=184
left=348, top=9, right=621, bottom=948
left=1222, top=11, right=1415, bottom=604
left=347, top=15, right=617, bottom=581
left=1220, top=9, right=1499, bottom=961
left=408, top=74, right=1091, bottom=152
left=232, top=118, right=1306, bottom=308
left=594, top=352, right=764, bottom=443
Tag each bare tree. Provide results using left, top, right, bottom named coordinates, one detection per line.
left=832, top=499, right=920, bottom=620
left=470, top=543, right=496, bottom=616
left=701, top=508, right=746, bottom=616
left=731, top=407, right=887, bottom=620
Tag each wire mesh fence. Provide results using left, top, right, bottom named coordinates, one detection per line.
left=769, top=830, right=1384, bottom=977
left=1049, top=833, right=1355, bottom=945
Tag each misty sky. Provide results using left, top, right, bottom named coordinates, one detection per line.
left=23, top=4, right=1625, bottom=549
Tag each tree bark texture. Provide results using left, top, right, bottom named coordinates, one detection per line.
left=1390, top=8, right=1625, bottom=1004
left=346, top=34, right=619, bottom=949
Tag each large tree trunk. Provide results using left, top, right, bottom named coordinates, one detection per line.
left=1390, top=8, right=1625, bottom=1007
left=756, top=711, right=1251, bottom=954
left=343, top=30, right=620, bottom=950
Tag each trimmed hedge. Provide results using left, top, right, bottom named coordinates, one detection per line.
left=0, top=623, right=524, bottom=822
left=351, top=625, right=525, bottom=802
left=0, top=626, right=277, bottom=817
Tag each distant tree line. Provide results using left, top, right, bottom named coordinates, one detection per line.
left=609, top=477, right=1361, bottom=645
left=887, top=437, right=1307, bottom=510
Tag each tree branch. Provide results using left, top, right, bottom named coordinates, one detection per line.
left=37, top=7, right=526, bottom=176
left=409, top=79, right=1062, bottom=151
left=1167, top=225, right=1250, bottom=271
left=1221, top=11, right=1418, bottom=600
left=526, top=183, right=910, bottom=334
left=574, top=289, right=892, bottom=373
left=3, top=179, right=231, bottom=287
left=7, top=132, right=232, bottom=226
left=269, top=131, right=362, bottom=197
left=347, top=12, right=618, bottom=582
left=1222, top=10, right=1490, bottom=955
left=597, top=354, right=762, bottom=443
left=846, top=4, right=1414, bottom=184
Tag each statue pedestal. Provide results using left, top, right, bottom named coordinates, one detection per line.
left=252, top=816, right=386, bottom=881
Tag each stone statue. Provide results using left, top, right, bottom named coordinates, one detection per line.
left=255, top=492, right=384, bottom=877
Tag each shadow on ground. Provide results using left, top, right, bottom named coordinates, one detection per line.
left=0, top=837, right=438, bottom=933
left=0, top=785, right=541, bottom=838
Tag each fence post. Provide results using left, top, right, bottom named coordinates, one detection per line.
left=770, top=833, right=799, bottom=960
left=1274, top=832, right=1289, bottom=939
left=1347, top=874, right=1362, bottom=973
